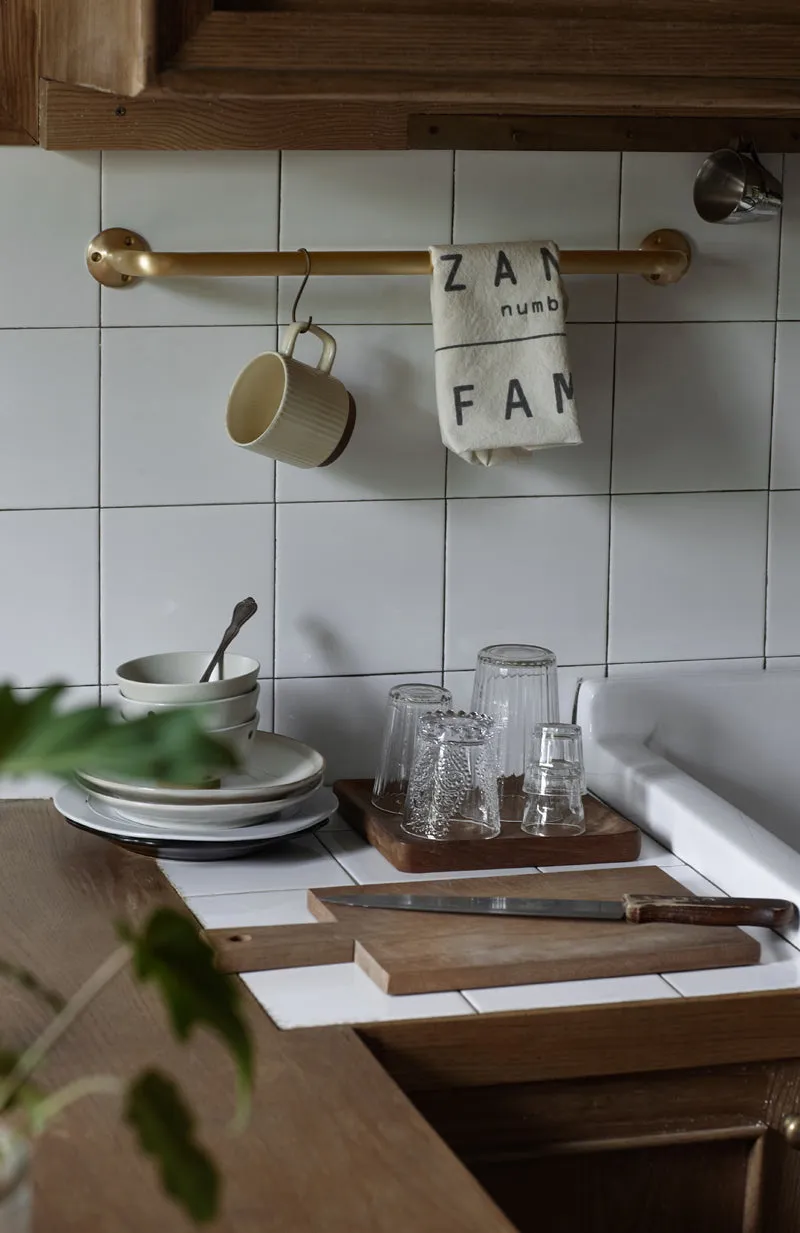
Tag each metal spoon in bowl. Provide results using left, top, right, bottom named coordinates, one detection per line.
left=200, top=597, right=258, bottom=683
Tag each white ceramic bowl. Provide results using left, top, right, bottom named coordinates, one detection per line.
left=117, top=651, right=260, bottom=703
left=212, top=713, right=260, bottom=760
left=119, top=685, right=259, bottom=730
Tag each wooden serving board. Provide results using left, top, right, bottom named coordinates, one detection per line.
left=332, top=779, right=641, bottom=873
left=208, top=866, right=760, bottom=996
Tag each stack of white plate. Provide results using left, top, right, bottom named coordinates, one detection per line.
left=53, top=651, right=332, bottom=860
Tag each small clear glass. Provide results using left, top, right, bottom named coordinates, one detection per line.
left=470, top=644, right=559, bottom=823
left=522, top=765, right=585, bottom=837
left=529, top=722, right=586, bottom=793
left=402, top=711, right=501, bottom=842
left=371, top=683, right=452, bottom=813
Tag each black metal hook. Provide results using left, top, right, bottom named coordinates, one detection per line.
left=291, top=248, right=313, bottom=332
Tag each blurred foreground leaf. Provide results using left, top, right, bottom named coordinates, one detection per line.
left=0, top=685, right=234, bottom=784
left=126, top=1071, right=218, bottom=1223
left=121, top=909, right=253, bottom=1116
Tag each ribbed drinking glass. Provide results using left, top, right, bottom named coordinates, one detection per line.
left=522, top=765, right=585, bottom=837
left=402, top=711, right=501, bottom=841
left=371, top=683, right=452, bottom=813
left=470, top=644, right=559, bottom=822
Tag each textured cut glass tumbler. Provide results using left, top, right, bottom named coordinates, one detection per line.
left=470, top=644, right=559, bottom=823
left=522, top=765, right=585, bottom=837
left=402, top=711, right=501, bottom=841
left=371, top=683, right=452, bottom=813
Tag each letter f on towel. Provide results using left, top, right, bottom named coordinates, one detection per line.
left=429, top=241, right=582, bottom=467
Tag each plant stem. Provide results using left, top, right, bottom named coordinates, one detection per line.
left=30, top=1074, right=123, bottom=1135
left=0, top=945, right=131, bottom=1113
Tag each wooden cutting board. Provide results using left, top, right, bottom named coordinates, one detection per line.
left=208, top=866, right=760, bottom=996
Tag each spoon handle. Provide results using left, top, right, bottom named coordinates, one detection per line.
left=200, top=597, right=258, bottom=683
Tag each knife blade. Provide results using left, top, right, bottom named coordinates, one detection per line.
left=317, top=891, right=797, bottom=929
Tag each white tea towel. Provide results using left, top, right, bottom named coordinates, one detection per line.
left=429, top=240, right=582, bottom=466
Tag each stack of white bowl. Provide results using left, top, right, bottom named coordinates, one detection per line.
left=51, top=651, right=332, bottom=861
left=116, top=651, right=262, bottom=761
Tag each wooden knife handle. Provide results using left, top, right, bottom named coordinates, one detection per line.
left=622, top=894, right=797, bottom=930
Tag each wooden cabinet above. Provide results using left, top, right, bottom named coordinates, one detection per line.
left=5, top=1, right=800, bottom=150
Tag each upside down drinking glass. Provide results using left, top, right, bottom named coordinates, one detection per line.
left=402, top=711, right=501, bottom=841
left=371, top=683, right=453, bottom=813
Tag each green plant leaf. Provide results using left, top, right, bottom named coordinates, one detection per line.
left=122, top=910, right=253, bottom=1112
left=125, top=1070, right=218, bottom=1224
left=0, top=1050, right=42, bottom=1118
left=0, top=685, right=235, bottom=784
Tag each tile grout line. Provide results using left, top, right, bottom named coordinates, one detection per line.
left=272, top=150, right=283, bottom=727
left=441, top=149, right=457, bottom=685
left=762, top=153, right=785, bottom=666
left=603, top=150, right=623, bottom=675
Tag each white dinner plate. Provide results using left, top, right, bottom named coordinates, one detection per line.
left=78, top=730, right=325, bottom=805
left=54, top=784, right=338, bottom=844
left=82, top=779, right=321, bottom=829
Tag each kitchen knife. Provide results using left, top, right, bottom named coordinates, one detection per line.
left=317, top=891, right=797, bottom=929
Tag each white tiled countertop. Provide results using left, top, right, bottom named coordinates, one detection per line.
left=159, top=814, right=800, bottom=1030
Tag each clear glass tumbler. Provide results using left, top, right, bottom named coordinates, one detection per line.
left=528, top=722, right=586, bottom=793
left=470, top=644, right=559, bottom=823
left=402, top=711, right=501, bottom=841
left=522, top=765, right=585, bottom=837
left=371, top=683, right=452, bottom=813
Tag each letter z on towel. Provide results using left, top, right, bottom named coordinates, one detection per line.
left=429, top=241, right=582, bottom=467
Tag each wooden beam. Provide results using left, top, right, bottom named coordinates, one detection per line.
left=39, top=0, right=153, bottom=96
left=175, top=11, right=800, bottom=79
left=409, top=113, right=800, bottom=151
left=358, top=991, right=800, bottom=1091
left=0, top=0, right=38, bottom=141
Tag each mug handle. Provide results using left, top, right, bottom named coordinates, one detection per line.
left=280, top=322, right=337, bottom=374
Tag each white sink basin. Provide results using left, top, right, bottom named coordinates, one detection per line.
left=576, top=668, right=800, bottom=946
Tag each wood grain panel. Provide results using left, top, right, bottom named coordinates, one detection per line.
left=0, top=102, right=36, bottom=145
left=176, top=12, right=800, bottom=78
left=359, top=992, right=800, bottom=1090
left=40, top=0, right=155, bottom=95
left=0, top=0, right=38, bottom=139
left=0, top=801, right=515, bottom=1233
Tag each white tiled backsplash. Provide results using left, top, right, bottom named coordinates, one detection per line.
left=2, top=146, right=799, bottom=791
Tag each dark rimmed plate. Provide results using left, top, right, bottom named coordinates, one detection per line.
left=64, top=816, right=331, bottom=860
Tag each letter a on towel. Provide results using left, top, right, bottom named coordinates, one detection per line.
left=429, top=241, right=582, bottom=466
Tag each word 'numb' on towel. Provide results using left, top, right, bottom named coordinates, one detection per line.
left=429, top=241, right=582, bottom=467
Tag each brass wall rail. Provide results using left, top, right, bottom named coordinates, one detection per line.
left=86, top=227, right=691, bottom=289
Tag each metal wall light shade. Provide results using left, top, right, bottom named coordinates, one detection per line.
left=694, top=146, right=783, bottom=224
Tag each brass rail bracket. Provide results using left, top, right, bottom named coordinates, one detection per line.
left=86, top=226, right=691, bottom=288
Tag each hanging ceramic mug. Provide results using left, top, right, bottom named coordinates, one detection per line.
left=226, top=322, right=356, bottom=468
left=693, top=143, right=783, bottom=224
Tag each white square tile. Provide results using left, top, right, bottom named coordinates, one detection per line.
left=186, top=888, right=321, bottom=929
left=1, top=686, right=99, bottom=798
left=770, top=323, right=800, bottom=488
left=767, top=490, right=800, bottom=656
left=275, top=325, right=444, bottom=501
left=609, top=493, right=767, bottom=663
left=663, top=932, right=800, bottom=997
left=444, top=664, right=605, bottom=723
left=447, top=324, right=614, bottom=497
left=0, top=329, right=99, bottom=508
left=159, top=835, right=348, bottom=898
left=767, top=656, right=800, bottom=669
left=0, top=149, right=99, bottom=327
left=275, top=500, right=444, bottom=677
left=609, top=659, right=763, bottom=676
left=463, top=973, right=677, bottom=1014
left=0, top=510, right=98, bottom=685
left=546, top=832, right=684, bottom=872
left=274, top=672, right=442, bottom=782
left=445, top=496, right=609, bottom=669
left=279, top=151, right=453, bottom=325
left=619, top=152, right=781, bottom=322
left=779, top=156, right=800, bottom=319
left=455, top=153, right=620, bottom=322
left=102, top=152, right=280, bottom=326
left=319, top=828, right=544, bottom=885
left=101, top=505, right=274, bottom=681
left=101, top=326, right=275, bottom=506
left=243, top=964, right=473, bottom=1028
left=613, top=323, right=774, bottom=492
